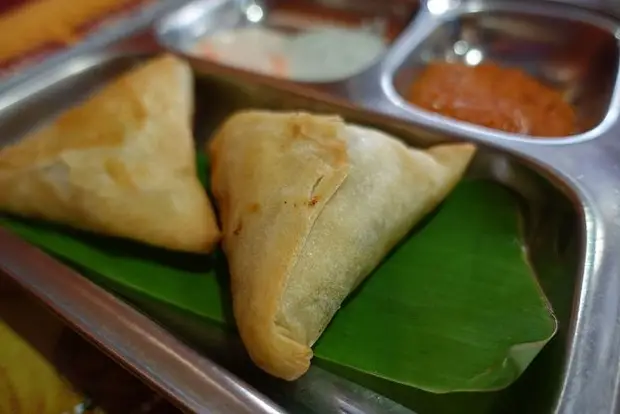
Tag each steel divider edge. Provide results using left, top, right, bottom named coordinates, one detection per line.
left=0, top=228, right=288, bottom=414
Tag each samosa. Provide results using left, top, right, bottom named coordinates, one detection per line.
left=0, top=55, right=220, bottom=253
left=209, top=110, right=476, bottom=380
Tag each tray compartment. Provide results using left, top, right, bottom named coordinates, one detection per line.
left=184, top=56, right=582, bottom=414
left=157, top=0, right=418, bottom=45
left=388, top=2, right=620, bottom=137
left=0, top=51, right=415, bottom=414
left=155, top=0, right=419, bottom=82
left=0, top=51, right=583, bottom=413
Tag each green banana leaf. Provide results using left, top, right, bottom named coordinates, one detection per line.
left=0, top=173, right=556, bottom=399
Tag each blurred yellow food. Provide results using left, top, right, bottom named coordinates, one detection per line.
left=0, top=318, right=83, bottom=413
left=0, top=0, right=145, bottom=62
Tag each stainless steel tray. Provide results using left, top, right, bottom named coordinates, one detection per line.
left=1, top=0, right=620, bottom=413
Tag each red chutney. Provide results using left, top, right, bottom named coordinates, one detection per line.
left=406, top=62, right=577, bottom=137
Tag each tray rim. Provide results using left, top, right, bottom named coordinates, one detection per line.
left=3, top=0, right=620, bottom=413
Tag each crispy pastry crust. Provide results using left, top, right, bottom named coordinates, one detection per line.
left=209, top=111, right=475, bottom=380
left=0, top=54, right=221, bottom=252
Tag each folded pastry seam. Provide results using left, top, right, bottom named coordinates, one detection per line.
left=209, top=109, right=476, bottom=380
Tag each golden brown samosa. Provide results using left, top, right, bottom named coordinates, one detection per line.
left=0, top=55, right=220, bottom=253
left=209, top=110, right=476, bottom=380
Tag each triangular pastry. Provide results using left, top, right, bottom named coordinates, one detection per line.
left=209, top=110, right=476, bottom=380
left=0, top=55, right=220, bottom=253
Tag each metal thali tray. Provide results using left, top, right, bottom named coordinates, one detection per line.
left=1, top=0, right=620, bottom=413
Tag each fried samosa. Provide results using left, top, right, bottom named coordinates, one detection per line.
left=209, top=110, right=476, bottom=380
left=0, top=55, right=220, bottom=252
